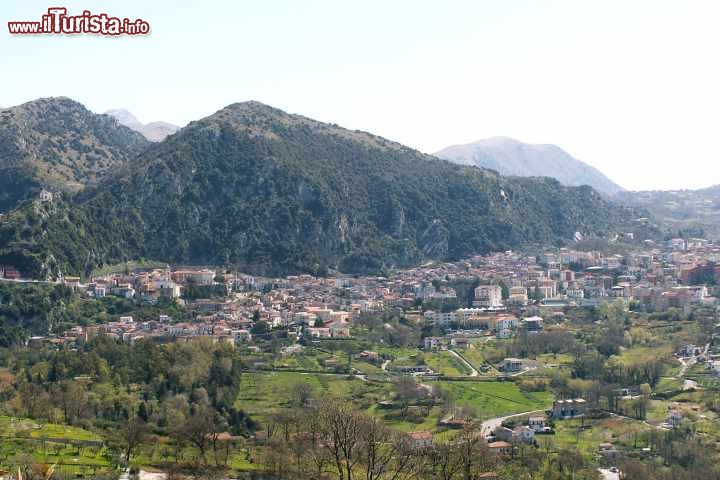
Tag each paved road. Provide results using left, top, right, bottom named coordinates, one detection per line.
left=448, top=349, right=479, bottom=377
left=480, top=409, right=546, bottom=437
left=0, top=277, right=59, bottom=285
left=677, top=355, right=695, bottom=377
left=510, top=366, right=538, bottom=377
left=676, top=342, right=710, bottom=381
left=598, top=468, right=621, bottom=480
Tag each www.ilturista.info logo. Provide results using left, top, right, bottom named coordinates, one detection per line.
left=8, top=8, right=150, bottom=35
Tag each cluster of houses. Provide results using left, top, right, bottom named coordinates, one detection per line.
left=30, top=267, right=370, bottom=349
left=403, top=243, right=720, bottom=359
left=412, top=240, right=720, bottom=313
left=4, top=239, right=719, bottom=313
left=423, top=309, right=546, bottom=340
left=12, top=238, right=719, bottom=361
left=407, top=398, right=587, bottom=461
left=488, top=400, right=587, bottom=444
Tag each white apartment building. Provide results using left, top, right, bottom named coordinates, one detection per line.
left=473, top=285, right=503, bottom=308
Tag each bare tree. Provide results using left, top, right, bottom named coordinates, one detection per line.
left=454, top=424, right=486, bottom=480
left=420, top=443, right=462, bottom=480
left=266, top=399, right=424, bottom=480
left=357, top=416, right=398, bottom=480
left=302, top=406, right=333, bottom=479
left=319, top=399, right=364, bottom=480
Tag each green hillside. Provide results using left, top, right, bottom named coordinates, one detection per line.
left=0, top=101, right=637, bottom=278
left=0, top=97, right=149, bottom=212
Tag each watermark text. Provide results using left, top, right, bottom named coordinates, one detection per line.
left=8, top=8, right=150, bottom=36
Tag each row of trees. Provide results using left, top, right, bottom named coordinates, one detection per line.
left=262, top=398, right=501, bottom=480
left=260, top=396, right=608, bottom=480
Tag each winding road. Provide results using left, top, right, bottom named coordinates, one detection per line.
left=448, top=349, right=479, bottom=377
left=480, top=409, right=546, bottom=437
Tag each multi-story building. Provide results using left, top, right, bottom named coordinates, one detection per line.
left=473, top=285, right=503, bottom=308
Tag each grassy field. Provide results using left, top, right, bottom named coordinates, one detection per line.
left=695, top=377, right=720, bottom=389
left=234, top=371, right=555, bottom=435
left=424, top=351, right=472, bottom=376
left=130, top=437, right=261, bottom=473
left=456, top=347, right=498, bottom=374
left=269, top=348, right=336, bottom=371
left=0, top=416, right=101, bottom=441
left=376, top=346, right=423, bottom=359
left=352, top=360, right=388, bottom=376
left=0, top=415, right=267, bottom=475
left=236, top=371, right=391, bottom=423
left=430, top=380, right=553, bottom=420
left=615, top=345, right=673, bottom=366
left=552, top=416, right=653, bottom=458
left=655, top=377, right=683, bottom=394
left=365, top=404, right=445, bottom=433
left=537, top=352, right=574, bottom=366
left=383, top=348, right=476, bottom=377
left=0, top=416, right=112, bottom=476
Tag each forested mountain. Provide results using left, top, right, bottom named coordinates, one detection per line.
left=0, top=97, right=150, bottom=212
left=106, top=108, right=180, bottom=142
left=435, top=137, right=624, bottom=196
left=0, top=101, right=638, bottom=279
left=615, top=185, right=720, bottom=237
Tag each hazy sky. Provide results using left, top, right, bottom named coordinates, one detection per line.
left=2, top=0, right=719, bottom=191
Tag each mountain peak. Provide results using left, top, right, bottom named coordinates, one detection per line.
left=226, top=100, right=276, bottom=111
left=0, top=98, right=149, bottom=212
left=435, top=138, right=624, bottom=195
left=210, top=100, right=294, bottom=124
left=193, top=101, right=415, bottom=154
left=105, top=108, right=141, bottom=127
left=28, top=96, right=79, bottom=105
left=9, top=96, right=88, bottom=116
left=477, top=136, right=522, bottom=145
left=105, top=108, right=180, bottom=142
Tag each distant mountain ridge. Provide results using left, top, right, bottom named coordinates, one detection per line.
left=435, top=137, right=624, bottom=196
left=0, top=97, right=149, bottom=212
left=0, top=99, right=640, bottom=279
left=615, top=184, right=720, bottom=237
left=106, top=109, right=180, bottom=142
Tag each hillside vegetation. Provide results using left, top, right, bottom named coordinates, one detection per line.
left=0, top=101, right=638, bottom=278
left=0, top=97, right=149, bottom=212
